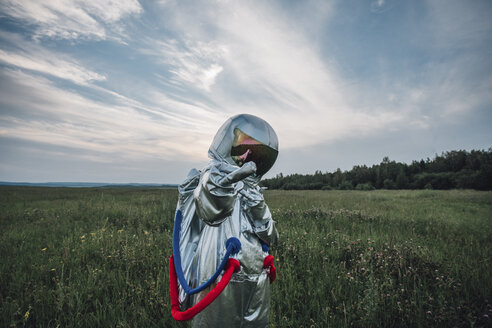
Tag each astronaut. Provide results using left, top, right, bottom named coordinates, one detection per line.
left=174, top=114, right=279, bottom=327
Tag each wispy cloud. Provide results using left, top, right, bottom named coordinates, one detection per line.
left=0, top=0, right=142, bottom=41
left=372, top=0, right=385, bottom=8
left=425, top=0, right=492, bottom=49
left=384, top=0, right=492, bottom=121
left=0, top=48, right=106, bottom=85
left=144, top=1, right=404, bottom=148
left=0, top=69, right=215, bottom=162
left=144, top=39, right=227, bottom=91
left=1, top=0, right=491, bottom=182
left=0, top=30, right=107, bottom=86
left=370, top=0, right=390, bottom=13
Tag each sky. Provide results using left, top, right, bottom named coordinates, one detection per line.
left=0, top=0, right=491, bottom=184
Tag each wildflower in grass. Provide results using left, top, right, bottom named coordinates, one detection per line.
left=41, top=247, right=47, bottom=251
left=24, top=309, right=30, bottom=320
left=50, top=268, right=56, bottom=271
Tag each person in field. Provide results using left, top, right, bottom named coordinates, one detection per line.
left=174, top=114, right=279, bottom=327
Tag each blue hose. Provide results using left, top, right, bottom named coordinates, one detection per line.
left=172, top=210, right=241, bottom=295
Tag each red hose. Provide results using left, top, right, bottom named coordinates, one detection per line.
left=263, top=255, right=276, bottom=284
left=169, top=255, right=241, bottom=321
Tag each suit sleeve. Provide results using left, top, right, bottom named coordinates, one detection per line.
left=243, top=187, right=279, bottom=247
left=193, top=163, right=241, bottom=226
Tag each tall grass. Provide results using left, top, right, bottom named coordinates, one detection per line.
left=1, top=187, right=491, bottom=327
left=0, top=187, right=179, bottom=327
left=266, top=190, right=492, bottom=327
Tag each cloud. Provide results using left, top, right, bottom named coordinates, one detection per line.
left=145, top=1, right=406, bottom=149
left=425, top=0, right=492, bottom=49
left=1, top=0, right=491, bottom=183
left=374, top=0, right=492, bottom=123
left=142, top=39, right=227, bottom=91
left=0, top=69, right=218, bottom=163
left=0, top=48, right=106, bottom=85
left=82, top=0, right=142, bottom=23
left=0, top=31, right=106, bottom=85
left=0, top=134, right=205, bottom=183
left=0, top=0, right=142, bottom=40
left=371, top=0, right=385, bottom=12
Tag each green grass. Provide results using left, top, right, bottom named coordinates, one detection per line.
left=1, top=187, right=491, bottom=327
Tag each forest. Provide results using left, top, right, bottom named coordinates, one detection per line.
left=261, top=149, right=492, bottom=191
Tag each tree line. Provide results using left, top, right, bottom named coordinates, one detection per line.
left=261, top=149, right=492, bottom=191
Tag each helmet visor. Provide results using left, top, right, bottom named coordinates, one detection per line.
left=231, top=129, right=278, bottom=176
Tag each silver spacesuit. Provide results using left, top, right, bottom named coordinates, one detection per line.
left=175, top=114, right=279, bottom=327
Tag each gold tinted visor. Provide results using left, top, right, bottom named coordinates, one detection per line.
left=231, top=129, right=278, bottom=176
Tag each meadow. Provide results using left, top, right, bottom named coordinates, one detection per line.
left=0, top=187, right=491, bottom=327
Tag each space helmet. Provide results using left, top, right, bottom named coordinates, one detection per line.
left=208, top=114, right=279, bottom=176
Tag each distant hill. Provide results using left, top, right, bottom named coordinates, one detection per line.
left=0, top=182, right=178, bottom=188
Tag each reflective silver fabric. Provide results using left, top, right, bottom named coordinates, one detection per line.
left=175, top=114, right=279, bottom=327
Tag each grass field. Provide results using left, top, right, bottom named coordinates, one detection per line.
left=1, top=187, right=491, bottom=327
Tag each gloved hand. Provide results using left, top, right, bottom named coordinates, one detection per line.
left=238, top=185, right=268, bottom=220
left=221, top=161, right=257, bottom=185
